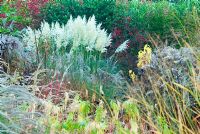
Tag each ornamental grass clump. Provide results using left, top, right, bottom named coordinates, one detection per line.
left=22, top=15, right=127, bottom=100
left=0, top=64, right=47, bottom=134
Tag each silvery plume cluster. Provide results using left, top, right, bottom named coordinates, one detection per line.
left=22, top=16, right=113, bottom=55
left=149, top=46, right=199, bottom=87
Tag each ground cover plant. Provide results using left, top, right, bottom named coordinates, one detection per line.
left=0, top=0, right=200, bottom=134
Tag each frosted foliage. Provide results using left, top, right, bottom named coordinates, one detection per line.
left=0, top=34, right=39, bottom=73
left=149, top=46, right=199, bottom=86
left=0, top=35, right=23, bottom=61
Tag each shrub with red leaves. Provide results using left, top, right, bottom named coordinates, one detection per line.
left=27, top=0, right=49, bottom=15
left=0, top=14, right=6, bottom=18
left=0, top=1, right=31, bottom=33
left=111, top=16, right=148, bottom=54
left=109, top=16, right=148, bottom=71
left=26, top=0, right=49, bottom=28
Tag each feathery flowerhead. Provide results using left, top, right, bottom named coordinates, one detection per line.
left=115, top=40, right=129, bottom=53
left=22, top=27, right=40, bottom=52
left=40, top=21, right=51, bottom=38
left=51, top=22, right=66, bottom=49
